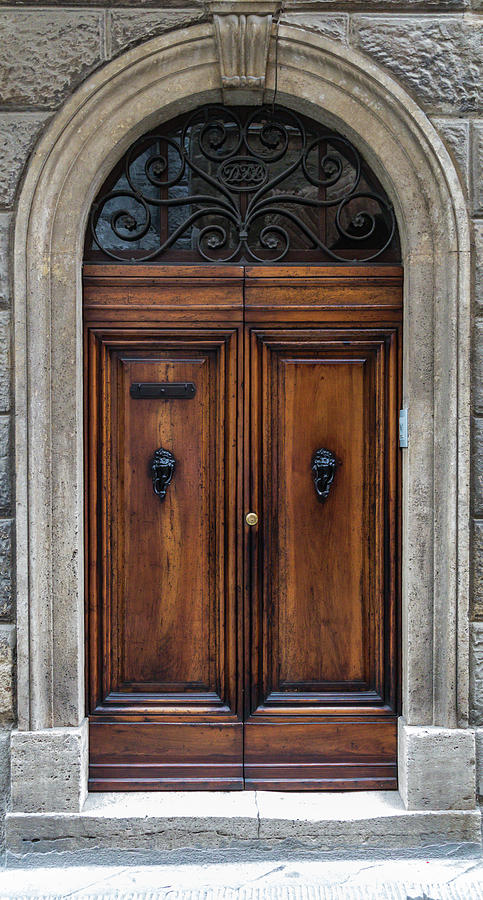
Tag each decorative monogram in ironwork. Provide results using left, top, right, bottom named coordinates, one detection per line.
left=219, top=157, right=268, bottom=190
left=89, top=105, right=397, bottom=264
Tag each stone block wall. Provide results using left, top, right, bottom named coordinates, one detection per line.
left=0, top=0, right=481, bottom=837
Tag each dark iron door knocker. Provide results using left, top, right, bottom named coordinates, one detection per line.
left=151, top=447, right=175, bottom=502
left=311, top=448, right=338, bottom=502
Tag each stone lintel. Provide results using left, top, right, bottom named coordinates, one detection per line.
left=398, top=719, right=476, bottom=810
left=10, top=720, right=88, bottom=813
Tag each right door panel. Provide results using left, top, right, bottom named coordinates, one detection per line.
left=244, top=325, right=400, bottom=790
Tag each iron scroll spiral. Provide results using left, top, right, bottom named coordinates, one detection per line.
left=90, top=105, right=397, bottom=265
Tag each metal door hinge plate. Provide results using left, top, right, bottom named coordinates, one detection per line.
left=399, top=408, right=408, bottom=448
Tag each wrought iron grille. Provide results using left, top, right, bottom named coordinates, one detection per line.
left=87, top=105, right=400, bottom=265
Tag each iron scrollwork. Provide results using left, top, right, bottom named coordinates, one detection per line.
left=312, top=448, right=338, bottom=503
left=89, top=105, right=397, bottom=265
left=151, top=448, right=176, bottom=502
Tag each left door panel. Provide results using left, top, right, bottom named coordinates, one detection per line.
left=86, top=325, right=243, bottom=790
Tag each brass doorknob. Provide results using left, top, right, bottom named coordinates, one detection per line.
left=245, top=512, right=258, bottom=526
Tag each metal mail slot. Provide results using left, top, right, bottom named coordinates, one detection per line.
left=130, top=382, right=196, bottom=399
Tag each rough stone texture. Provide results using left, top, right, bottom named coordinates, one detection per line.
left=432, top=118, right=469, bottom=193
left=0, top=1, right=206, bottom=5
left=10, top=721, right=88, bottom=813
left=0, top=114, right=51, bottom=208
left=472, top=122, right=483, bottom=215
left=472, top=416, right=483, bottom=516
left=0, top=215, right=11, bottom=306
left=284, top=0, right=471, bottom=6
left=0, top=311, right=10, bottom=414
left=0, top=625, right=15, bottom=724
left=350, top=16, right=482, bottom=115
left=472, top=520, right=483, bottom=618
left=473, top=320, right=483, bottom=415
left=0, top=731, right=9, bottom=852
left=0, top=416, right=11, bottom=515
left=470, top=622, right=483, bottom=724
left=110, top=9, right=206, bottom=55
left=477, top=726, right=483, bottom=796
left=4, top=790, right=482, bottom=859
left=281, top=13, right=348, bottom=43
left=398, top=720, right=476, bottom=809
left=0, top=520, right=13, bottom=622
left=0, top=11, right=104, bottom=109
left=475, top=220, right=483, bottom=311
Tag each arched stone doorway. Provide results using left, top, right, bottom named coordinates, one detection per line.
left=7, top=9, right=479, bottom=856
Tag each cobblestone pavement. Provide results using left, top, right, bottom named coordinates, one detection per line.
left=0, top=858, right=481, bottom=900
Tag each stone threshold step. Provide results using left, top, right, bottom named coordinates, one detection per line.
left=5, top=792, right=482, bottom=864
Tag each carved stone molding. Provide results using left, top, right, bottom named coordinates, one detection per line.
left=213, top=9, right=274, bottom=100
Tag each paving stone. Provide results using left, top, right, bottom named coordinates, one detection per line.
left=110, top=8, right=206, bottom=56
left=432, top=118, right=469, bottom=192
left=0, top=10, right=104, bottom=108
left=3, top=872, right=483, bottom=898
left=351, top=15, right=482, bottom=115
left=0, top=114, right=51, bottom=208
left=0, top=311, right=10, bottom=415
left=0, top=520, right=13, bottom=622
left=0, top=416, right=11, bottom=515
left=472, top=122, right=483, bottom=215
left=281, top=13, right=348, bottom=43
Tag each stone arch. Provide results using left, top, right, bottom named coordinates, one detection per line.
left=11, top=20, right=474, bottom=814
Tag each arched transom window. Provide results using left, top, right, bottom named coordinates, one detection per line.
left=87, top=105, right=400, bottom=265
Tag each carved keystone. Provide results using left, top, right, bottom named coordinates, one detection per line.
left=210, top=2, right=278, bottom=101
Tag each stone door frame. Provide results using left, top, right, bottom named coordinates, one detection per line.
left=10, top=16, right=476, bottom=814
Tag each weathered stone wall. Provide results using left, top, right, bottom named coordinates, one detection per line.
left=0, top=0, right=481, bottom=839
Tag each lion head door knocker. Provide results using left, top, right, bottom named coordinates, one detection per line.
left=311, top=448, right=338, bottom=503
left=151, top=447, right=176, bottom=502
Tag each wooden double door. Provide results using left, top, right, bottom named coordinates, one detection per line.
left=84, top=264, right=402, bottom=791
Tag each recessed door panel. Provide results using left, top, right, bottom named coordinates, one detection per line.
left=277, top=355, right=367, bottom=689
left=119, top=353, right=213, bottom=690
